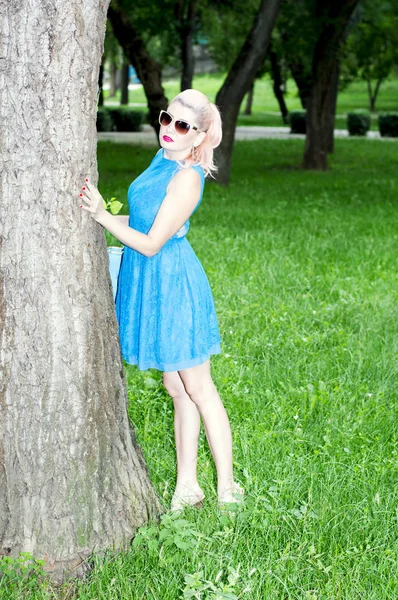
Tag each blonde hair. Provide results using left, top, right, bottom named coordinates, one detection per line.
left=169, top=89, right=222, bottom=178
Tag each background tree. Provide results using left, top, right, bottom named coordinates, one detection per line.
left=202, top=0, right=288, bottom=121
left=343, top=0, right=398, bottom=112
left=175, top=0, right=198, bottom=90
left=104, top=20, right=124, bottom=98
left=214, top=0, right=283, bottom=185
left=303, top=0, right=361, bottom=170
left=276, top=0, right=316, bottom=110
left=107, top=0, right=169, bottom=135
left=120, top=54, right=130, bottom=104
left=0, top=0, right=160, bottom=583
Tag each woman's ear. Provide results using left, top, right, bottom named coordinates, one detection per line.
left=194, top=131, right=207, bottom=147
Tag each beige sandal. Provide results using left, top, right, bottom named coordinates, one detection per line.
left=218, top=482, right=245, bottom=509
left=170, top=484, right=205, bottom=512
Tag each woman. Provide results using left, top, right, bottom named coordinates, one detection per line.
left=79, top=89, right=244, bottom=512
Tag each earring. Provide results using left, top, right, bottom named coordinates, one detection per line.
left=192, top=144, right=198, bottom=162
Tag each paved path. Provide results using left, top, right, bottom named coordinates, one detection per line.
left=97, top=124, right=394, bottom=145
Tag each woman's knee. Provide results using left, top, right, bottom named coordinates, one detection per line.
left=179, top=374, right=216, bottom=405
left=162, top=371, right=187, bottom=399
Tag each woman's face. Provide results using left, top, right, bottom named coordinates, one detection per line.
left=159, top=101, right=202, bottom=158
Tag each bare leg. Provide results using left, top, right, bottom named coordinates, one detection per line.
left=178, top=360, right=235, bottom=497
left=162, top=371, right=201, bottom=488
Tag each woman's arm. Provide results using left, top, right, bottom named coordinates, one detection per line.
left=80, top=170, right=201, bottom=257
left=114, top=215, right=129, bottom=226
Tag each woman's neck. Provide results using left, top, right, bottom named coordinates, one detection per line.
left=163, top=148, right=190, bottom=162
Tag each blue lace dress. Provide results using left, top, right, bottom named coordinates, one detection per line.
left=115, top=148, right=221, bottom=372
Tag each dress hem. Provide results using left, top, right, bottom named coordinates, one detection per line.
left=122, top=342, right=222, bottom=372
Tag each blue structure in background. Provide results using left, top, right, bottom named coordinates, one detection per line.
left=108, top=247, right=124, bottom=300
left=128, top=66, right=141, bottom=84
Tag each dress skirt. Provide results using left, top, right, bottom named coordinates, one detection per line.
left=115, top=236, right=221, bottom=372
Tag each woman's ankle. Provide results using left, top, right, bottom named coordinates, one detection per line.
left=217, top=476, right=237, bottom=497
left=175, top=479, right=201, bottom=490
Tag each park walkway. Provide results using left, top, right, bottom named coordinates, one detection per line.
left=97, top=124, right=393, bottom=146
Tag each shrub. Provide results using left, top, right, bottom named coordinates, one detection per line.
left=289, top=111, right=306, bottom=134
left=96, top=107, right=113, bottom=132
left=107, top=107, right=144, bottom=132
left=347, top=111, right=371, bottom=136
left=378, top=113, right=398, bottom=138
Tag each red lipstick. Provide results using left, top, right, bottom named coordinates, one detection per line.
left=163, top=135, right=174, bottom=142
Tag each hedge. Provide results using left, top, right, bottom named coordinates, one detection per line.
left=378, top=113, right=398, bottom=138
left=347, top=111, right=371, bottom=136
left=289, top=111, right=306, bottom=134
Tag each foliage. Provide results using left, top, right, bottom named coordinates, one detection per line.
left=289, top=110, right=307, bottom=133
left=347, top=110, right=371, bottom=136
left=103, top=196, right=124, bottom=214
left=132, top=512, right=201, bottom=557
left=378, top=113, right=398, bottom=137
left=104, top=18, right=123, bottom=67
left=343, top=0, right=398, bottom=110
left=96, top=106, right=113, bottom=132
left=112, top=0, right=199, bottom=70
left=107, top=107, right=144, bottom=131
left=182, top=564, right=256, bottom=599
left=0, top=552, right=46, bottom=596
left=199, top=0, right=261, bottom=72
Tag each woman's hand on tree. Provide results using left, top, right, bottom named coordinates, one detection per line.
left=79, top=179, right=106, bottom=222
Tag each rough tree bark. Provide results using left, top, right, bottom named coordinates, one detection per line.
left=107, top=0, right=168, bottom=137
left=215, top=0, right=283, bottom=186
left=176, top=0, right=197, bottom=91
left=0, top=0, right=161, bottom=584
left=303, top=0, right=361, bottom=170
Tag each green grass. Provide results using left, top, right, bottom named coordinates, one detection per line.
left=104, top=72, right=398, bottom=130
left=3, top=139, right=397, bottom=599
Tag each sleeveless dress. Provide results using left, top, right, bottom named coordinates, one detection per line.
left=115, top=148, right=221, bottom=372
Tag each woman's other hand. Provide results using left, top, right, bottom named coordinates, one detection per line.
left=79, top=178, right=106, bottom=222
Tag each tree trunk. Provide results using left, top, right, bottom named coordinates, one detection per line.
left=368, top=77, right=382, bottom=113
left=325, top=59, right=340, bottom=153
left=303, top=0, right=361, bottom=170
left=121, top=56, right=129, bottom=105
left=215, top=0, right=283, bottom=185
left=243, top=82, right=254, bottom=115
left=110, top=60, right=117, bottom=97
left=269, top=44, right=289, bottom=124
left=107, top=1, right=168, bottom=137
left=0, top=0, right=161, bottom=584
left=98, top=58, right=105, bottom=107
left=177, top=0, right=196, bottom=91
left=288, top=59, right=312, bottom=110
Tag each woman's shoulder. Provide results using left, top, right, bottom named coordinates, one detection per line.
left=179, top=162, right=205, bottom=183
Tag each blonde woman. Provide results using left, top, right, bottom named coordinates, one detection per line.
left=79, top=89, right=244, bottom=512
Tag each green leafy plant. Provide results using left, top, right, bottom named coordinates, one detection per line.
left=132, top=512, right=200, bottom=558
left=103, top=196, right=124, bottom=215
left=182, top=564, right=256, bottom=599
left=0, top=552, right=47, bottom=595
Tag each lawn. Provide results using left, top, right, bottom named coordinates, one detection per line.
left=3, top=139, right=397, bottom=599
left=103, top=72, right=398, bottom=131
